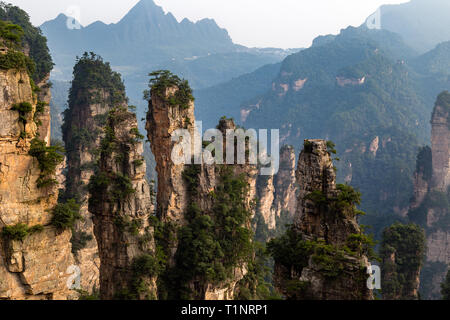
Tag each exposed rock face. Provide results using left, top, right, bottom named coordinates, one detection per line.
left=62, top=54, right=129, bottom=293
left=409, top=92, right=450, bottom=299
left=294, top=140, right=358, bottom=244
left=272, top=140, right=373, bottom=300
left=273, top=145, right=297, bottom=223
left=431, top=95, right=450, bottom=192
left=0, top=69, right=74, bottom=299
left=256, top=145, right=297, bottom=234
left=257, top=174, right=276, bottom=230
left=89, top=106, right=156, bottom=300
left=146, top=79, right=257, bottom=300
left=146, top=87, right=196, bottom=224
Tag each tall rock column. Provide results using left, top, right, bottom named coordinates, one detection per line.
left=269, top=140, right=374, bottom=300
left=0, top=20, right=73, bottom=299
left=62, top=53, right=128, bottom=292
left=145, top=71, right=258, bottom=300
left=272, top=145, right=297, bottom=223
left=380, top=223, right=425, bottom=300
left=431, top=92, right=450, bottom=192
left=255, top=145, right=297, bottom=239
left=146, top=86, right=196, bottom=224
left=89, top=106, right=156, bottom=300
left=409, top=91, right=450, bottom=299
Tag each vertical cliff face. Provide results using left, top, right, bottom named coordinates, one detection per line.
left=257, top=174, right=276, bottom=230
left=269, top=140, right=374, bottom=300
left=145, top=71, right=259, bottom=300
left=256, top=145, right=297, bottom=234
left=62, top=53, right=128, bottom=292
left=0, top=19, right=73, bottom=299
left=411, top=147, right=432, bottom=210
left=89, top=106, right=156, bottom=300
left=431, top=92, right=450, bottom=192
left=409, top=91, right=450, bottom=299
left=146, top=86, right=196, bottom=224
left=273, top=145, right=297, bottom=223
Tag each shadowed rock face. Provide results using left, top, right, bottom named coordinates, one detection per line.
left=146, top=87, right=196, bottom=225
left=62, top=54, right=130, bottom=293
left=89, top=106, right=156, bottom=300
left=273, top=140, right=373, bottom=300
left=256, top=145, right=297, bottom=233
left=62, top=88, right=111, bottom=293
left=0, top=68, right=74, bottom=299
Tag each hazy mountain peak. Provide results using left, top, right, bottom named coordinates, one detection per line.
left=369, top=0, right=450, bottom=53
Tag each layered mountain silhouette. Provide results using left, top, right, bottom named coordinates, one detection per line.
left=197, top=24, right=450, bottom=249
left=41, top=0, right=295, bottom=85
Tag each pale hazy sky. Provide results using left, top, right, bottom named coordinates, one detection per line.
left=7, top=0, right=409, bottom=48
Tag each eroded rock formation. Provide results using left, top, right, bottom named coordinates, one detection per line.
left=146, top=72, right=258, bottom=300
left=62, top=53, right=128, bottom=292
left=270, top=140, right=374, bottom=300
left=380, top=223, right=425, bottom=300
left=255, top=145, right=297, bottom=236
left=409, top=91, right=450, bottom=299
left=0, top=42, right=73, bottom=299
left=89, top=106, right=156, bottom=300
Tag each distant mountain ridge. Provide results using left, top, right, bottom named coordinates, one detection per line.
left=370, top=0, right=450, bottom=53
left=41, top=0, right=234, bottom=78
left=41, top=0, right=295, bottom=85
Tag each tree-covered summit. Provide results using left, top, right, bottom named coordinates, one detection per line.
left=144, top=70, right=194, bottom=109
left=0, top=2, right=53, bottom=82
left=435, top=91, right=450, bottom=110
left=68, top=52, right=127, bottom=107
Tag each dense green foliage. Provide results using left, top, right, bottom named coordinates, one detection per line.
left=62, top=53, right=128, bottom=202
left=0, top=24, right=35, bottom=76
left=0, top=19, right=22, bottom=47
left=28, top=138, right=65, bottom=188
left=433, top=91, right=450, bottom=129
left=304, top=183, right=364, bottom=218
left=236, top=27, right=433, bottom=239
left=408, top=190, right=450, bottom=230
left=50, top=199, right=81, bottom=231
left=1, top=223, right=43, bottom=241
left=380, top=223, right=426, bottom=300
left=436, top=90, right=450, bottom=109
left=267, top=180, right=375, bottom=299
left=150, top=165, right=268, bottom=300
left=415, top=146, right=433, bottom=182
left=71, top=231, right=93, bottom=255
left=66, top=52, right=126, bottom=108
left=0, top=2, right=53, bottom=82
left=88, top=107, right=136, bottom=208
left=267, top=224, right=374, bottom=299
left=0, top=48, right=32, bottom=70
left=441, top=269, right=450, bottom=300
left=144, top=70, right=194, bottom=109
left=173, top=166, right=254, bottom=298
left=11, top=102, right=32, bottom=136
